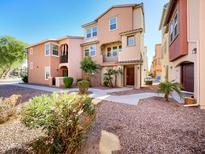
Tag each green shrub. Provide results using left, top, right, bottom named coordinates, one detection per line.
left=63, top=77, right=73, bottom=88
left=21, top=74, right=28, bottom=83
left=77, top=80, right=90, bottom=94
left=158, top=81, right=183, bottom=101
left=20, top=93, right=95, bottom=154
left=0, top=95, right=21, bottom=124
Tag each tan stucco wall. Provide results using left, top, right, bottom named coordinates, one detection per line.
left=141, top=46, right=148, bottom=85
left=133, top=7, right=144, bottom=30
left=199, top=0, right=205, bottom=109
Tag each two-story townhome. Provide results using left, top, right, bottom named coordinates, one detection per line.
left=159, top=3, right=169, bottom=82
left=150, top=44, right=162, bottom=81
left=26, top=36, right=83, bottom=87
left=163, top=0, right=205, bottom=109
left=81, top=3, right=145, bottom=88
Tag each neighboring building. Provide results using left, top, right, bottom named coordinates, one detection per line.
left=81, top=3, right=145, bottom=88
left=159, top=3, right=169, bottom=82
left=162, top=0, right=205, bottom=109
left=150, top=44, right=162, bottom=81
left=26, top=36, right=83, bottom=87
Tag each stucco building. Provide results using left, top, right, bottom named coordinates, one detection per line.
left=150, top=44, right=162, bottom=80
left=161, top=0, right=205, bottom=109
left=26, top=36, right=83, bottom=87
left=81, top=3, right=145, bottom=88
left=26, top=3, right=146, bottom=89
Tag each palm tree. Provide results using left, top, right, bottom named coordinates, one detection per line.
left=158, top=81, right=183, bottom=101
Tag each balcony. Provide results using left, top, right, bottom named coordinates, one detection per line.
left=60, top=55, right=68, bottom=63
left=103, top=55, right=118, bottom=63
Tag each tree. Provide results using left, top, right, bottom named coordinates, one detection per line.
left=80, top=57, right=100, bottom=81
left=103, top=68, right=122, bottom=87
left=158, top=81, right=183, bottom=101
left=0, top=36, right=27, bottom=78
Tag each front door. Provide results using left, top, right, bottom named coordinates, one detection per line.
left=181, top=63, right=194, bottom=92
left=126, top=66, right=134, bottom=85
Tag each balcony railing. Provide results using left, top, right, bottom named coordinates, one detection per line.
left=103, top=55, right=118, bottom=63
left=60, top=55, right=68, bottom=63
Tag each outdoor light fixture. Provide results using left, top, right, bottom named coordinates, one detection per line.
left=192, top=48, right=197, bottom=54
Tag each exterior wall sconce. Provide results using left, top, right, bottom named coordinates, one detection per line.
left=192, top=48, right=197, bottom=54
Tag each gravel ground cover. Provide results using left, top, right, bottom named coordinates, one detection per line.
left=78, top=97, right=205, bottom=154
left=108, top=86, right=158, bottom=96
left=0, top=85, right=50, bottom=104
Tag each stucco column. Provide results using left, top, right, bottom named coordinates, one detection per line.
left=134, top=64, right=140, bottom=89
left=116, top=66, right=124, bottom=87
left=199, top=0, right=205, bottom=109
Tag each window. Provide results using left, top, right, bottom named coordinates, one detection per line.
left=86, top=26, right=97, bottom=38
left=85, top=47, right=90, bottom=57
left=45, top=66, right=50, bottom=80
left=86, top=28, right=91, bottom=38
left=30, top=48, right=33, bottom=55
left=119, top=45, right=122, bottom=52
left=92, top=26, right=97, bottom=37
left=84, top=45, right=96, bottom=57
left=112, top=46, right=118, bottom=56
left=90, top=45, right=96, bottom=56
left=45, top=43, right=50, bottom=56
left=169, top=11, right=179, bottom=43
left=127, top=36, right=136, bottom=46
left=29, top=62, right=33, bottom=69
left=52, top=44, right=58, bottom=56
left=107, top=47, right=111, bottom=57
left=109, top=17, right=117, bottom=30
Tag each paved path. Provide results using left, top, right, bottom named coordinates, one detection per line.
left=3, top=83, right=162, bottom=105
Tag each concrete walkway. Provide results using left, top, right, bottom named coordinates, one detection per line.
left=10, top=83, right=162, bottom=105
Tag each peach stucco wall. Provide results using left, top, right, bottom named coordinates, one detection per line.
left=169, top=0, right=188, bottom=61
left=28, top=41, right=58, bottom=86
left=28, top=38, right=83, bottom=86
left=97, top=7, right=133, bottom=46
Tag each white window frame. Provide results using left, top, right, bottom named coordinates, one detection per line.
left=169, top=10, right=179, bottom=44
left=30, top=48, right=33, bottom=55
left=106, top=46, right=119, bottom=57
left=109, top=17, right=117, bottom=31
left=52, top=43, right=59, bottom=57
left=127, top=35, right=136, bottom=46
left=45, top=43, right=50, bottom=56
left=84, top=45, right=96, bottom=57
left=44, top=66, right=50, bottom=80
left=85, top=26, right=97, bottom=38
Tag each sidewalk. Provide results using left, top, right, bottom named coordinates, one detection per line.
left=11, top=83, right=161, bottom=105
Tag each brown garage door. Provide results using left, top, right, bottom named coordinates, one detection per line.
left=181, top=63, right=194, bottom=92
left=126, top=67, right=134, bottom=85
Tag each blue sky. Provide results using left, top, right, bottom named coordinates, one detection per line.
left=0, top=0, right=167, bottom=68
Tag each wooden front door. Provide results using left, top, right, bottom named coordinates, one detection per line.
left=126, top=67, right=134, bottom=85
left=181, top=63, right=194, bottom=92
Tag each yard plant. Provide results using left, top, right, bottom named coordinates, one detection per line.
left=20, top=93, right=95, bottom=154
left=158, top=81, right=182, bottom=101
left=77, top=80, right=90, bottom=94
left=0, top=95, right=21, bottom=124
left=103, top=68, right=122, bottom=87
left=63, top=77, right=73, bottom=88
left=80, top=57, right=100, bottom=85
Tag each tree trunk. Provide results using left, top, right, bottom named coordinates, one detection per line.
left=164, top=93, right=169, bottom=102
left=114, top=74, right=117, bottom=87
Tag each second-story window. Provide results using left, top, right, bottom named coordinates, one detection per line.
left=85, top=47, right=90, bottom=56
left=169, top=11, right=179, bottom=43
left=52, top=44, right=58, bottom=56
left=92, top=26, right=97, bottom=37
left=127, top=36, right=136, bottom=46
left=107, top=47, right=111, bottom=57
left=112, top=46, right=118, bottom=56
left=86, top=29, right=92, bottom=38
left=45, top=43, right=50, bottom=56
left=109, top=17, right=117, bottom=30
